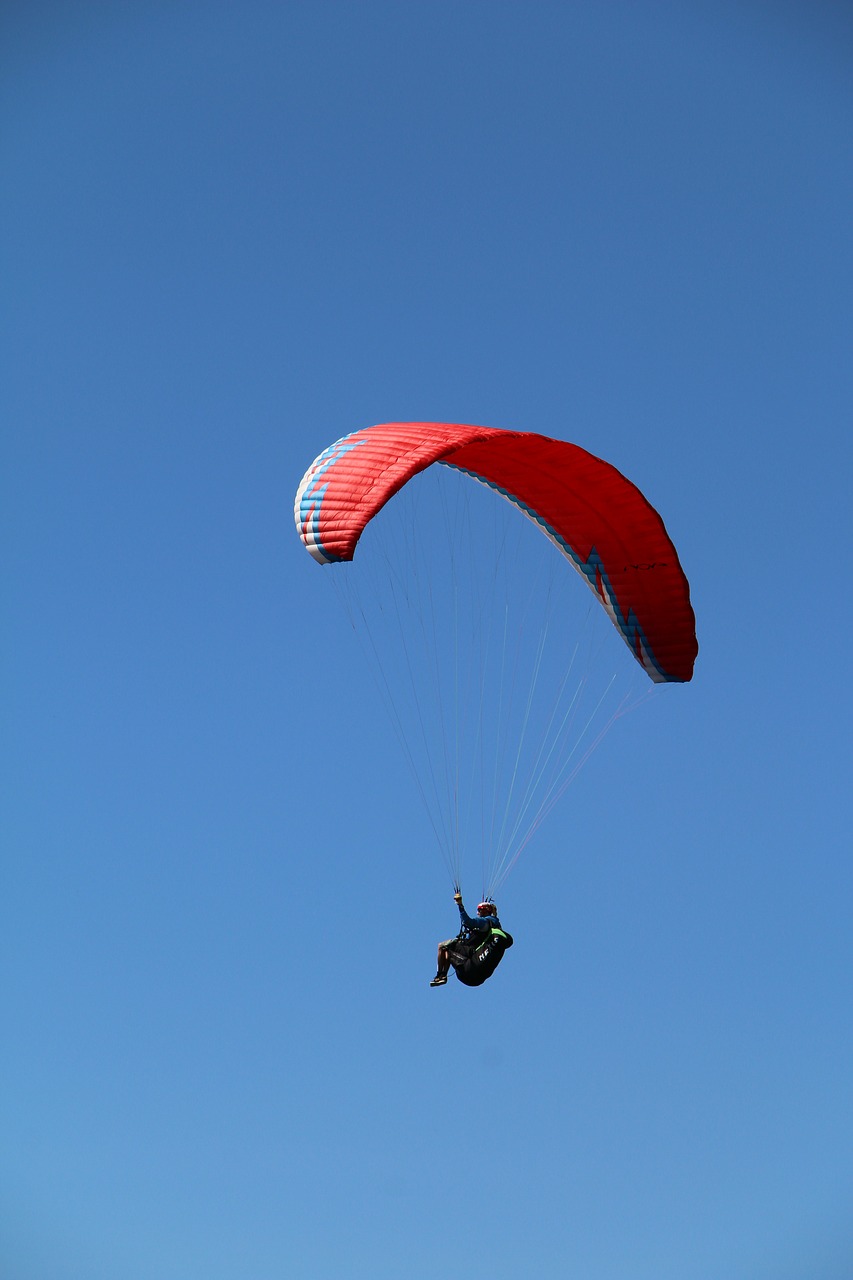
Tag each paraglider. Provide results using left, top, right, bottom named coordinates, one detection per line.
left=430, top=890, right=513, bottom=988
left=295, top=422, right=696, bottom=985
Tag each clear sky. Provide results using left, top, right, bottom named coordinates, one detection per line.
left=3, top=3, right=852, bottom=1277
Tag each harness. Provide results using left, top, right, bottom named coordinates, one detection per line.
left=453, top=925, right=514, bottom=986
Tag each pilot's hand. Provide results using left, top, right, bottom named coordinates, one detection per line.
left=453, top=892, right=462, bottom=903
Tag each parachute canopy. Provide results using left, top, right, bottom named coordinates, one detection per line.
left=295, top=422, right=697, bottom=683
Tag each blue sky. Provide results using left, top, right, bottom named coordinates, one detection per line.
left=3, top=2, right=852, bottom=1277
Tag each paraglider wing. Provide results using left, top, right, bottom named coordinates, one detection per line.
left=295, top=422, right=697, bottom=683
